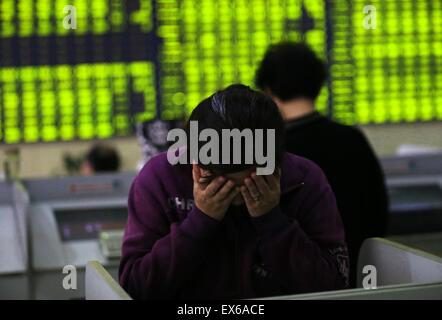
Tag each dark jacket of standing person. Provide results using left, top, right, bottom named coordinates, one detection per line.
left=256, top=42, right=389, bottom=287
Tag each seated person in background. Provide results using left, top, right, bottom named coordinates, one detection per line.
left=80, top=144, right=121, bottom=175
left=119, top=84, right=349, bottom=299
left=255, top=42, right=389, bottom=287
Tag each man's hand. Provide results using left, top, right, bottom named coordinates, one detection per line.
left=192, top=164, right=239, bottom=221
left=241, top=169, right=281, bottom=218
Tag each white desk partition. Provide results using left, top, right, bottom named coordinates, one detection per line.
left=357, top=238, right=442, bottom=287
left=84, top=238, right=442, bottom=300
left=85, top=261, right=131, bottom=300
left=0, top=182, right=29, bottom=274
left=260, top=282, right=442, bottom=300
left=388, top=232, right=442, bottom=258
left=0, top=182, right=31, bottom=300
left=259, top=237, right=442, bottom=300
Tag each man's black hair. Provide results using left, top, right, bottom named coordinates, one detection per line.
left=186, top=84, right=285, bottom=174
left=86, top=144, right=121, bottom=173
left=255, top=42, right=327, bottom=101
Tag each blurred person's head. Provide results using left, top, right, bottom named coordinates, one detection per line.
left=255, top=42, right=327, bottom=120
left=81, top=144, right=121, bottom=176
left=186, top=84, right=285, bottom=205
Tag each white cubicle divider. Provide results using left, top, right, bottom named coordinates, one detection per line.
left=0, top=182, right=29, bottom=274
left=85, top=261, right=131, bottom=300
left=357, top=238, right=442, bottom=287
left=260, top=237, right=442, bottom=300
left=388, top=232, right=442, bottom=258
left=261, top=282, right=442, bottom=300
left=0, top=181, right=31, bottom=299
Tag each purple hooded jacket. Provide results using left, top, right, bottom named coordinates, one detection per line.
left=119, top=152, right=349, bottom=299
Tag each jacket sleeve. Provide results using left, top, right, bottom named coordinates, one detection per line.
left=251, top=163, right=349, bottom=294
left=355, top=129, right=389, bottom=240
left=118, top=167, right=220, bottom=299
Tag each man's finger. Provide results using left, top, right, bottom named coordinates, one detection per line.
left=265, top=174, right=279, bottom=190
left=252, top=173, right=270, bottom=194
left=205, top=176, right=227, bottom=196
left=265, top=168, right=281, bottom=189
left=275, top=168, right=282, bottom=178
left=240, top=186, right=254, bottom=207
left=199, top=177, right=211, bottom=184
left=192, top=164, right=204, bottom=191
left=220, top=186, right=240, bottom=205
left=244, top=177, right=260, bottom=199
left=192, top=164, right=201, bottom=182
left=199, top=168, right=213, bottom=185
left=214, top=180, right=236, bottom=201
left=200, top=168, right=213, bottom=178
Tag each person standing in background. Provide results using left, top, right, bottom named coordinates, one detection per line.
left=255, top=42, right=389, bottom=287
left=80, top=144, right=121, bottom=175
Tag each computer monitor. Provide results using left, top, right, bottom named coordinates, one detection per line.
left=25, top=172, right=134, bottom=299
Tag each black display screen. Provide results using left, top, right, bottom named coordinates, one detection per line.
left=389, top=185, right=442, bottom=213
